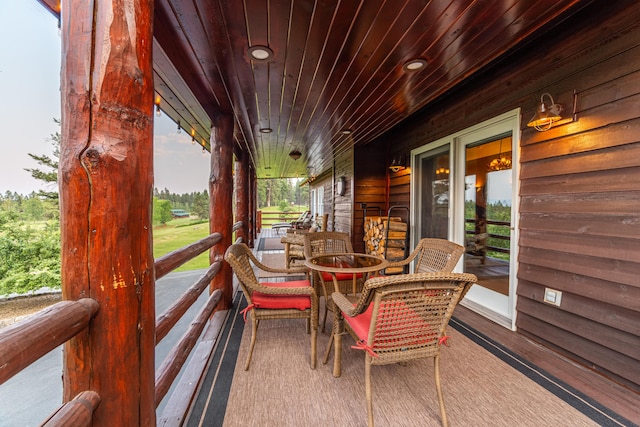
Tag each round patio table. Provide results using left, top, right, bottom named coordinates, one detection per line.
left=305, top=253, right=388, bottom=295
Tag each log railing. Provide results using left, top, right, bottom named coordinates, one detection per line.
left=0, top=221, right=243, bottom=426
left=258, top=210, right=306, bottom=228
left=0, top=299, right=101, bottom=425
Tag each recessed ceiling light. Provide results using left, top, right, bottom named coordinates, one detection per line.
left=248, top=45, right=274, bottom=61
left=259, top=127, right=273, bottom=133
left=402, top=58, right=427, bottom=72
left=341, top=129, right=353, bottom=135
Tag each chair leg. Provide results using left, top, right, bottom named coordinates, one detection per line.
left=311, top=324, right=317, bottom=369
left=321, top=303, right=328, bottom=333
left=365, top=356, right=374, bottom=427
left=323, top=332, right=333, bottom=364
left=244, top=316, right=258, bottom=371
left=434, top=355, right=449, bottom=427
left=332, top=318, right=343, bottom=378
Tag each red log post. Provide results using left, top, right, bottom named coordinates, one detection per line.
left=60, top=1, right=156, bottom=425
left=249, top=168, right=258, bottom=247
left=235, top=150, right=249, bottom=244
left=247, top=165, right=256, bottom=248
left=209, top=113, right=234, bottom=309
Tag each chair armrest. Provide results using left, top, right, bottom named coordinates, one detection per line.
left=385, top=245, right=421, bottom=270
left=331, top=291, right=358, bottom=317
left=256, top=282, right=316, bottom=296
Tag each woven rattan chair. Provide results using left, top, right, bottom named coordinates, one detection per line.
left=330, top=272, right=477, bottom=427
left=224, top=243, right=318, bottom=370
left=303, top=231, right=364, bottom=332
left=385, top=238, right=464, bottom=275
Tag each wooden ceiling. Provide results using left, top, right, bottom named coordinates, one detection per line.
left=40, top=0, right=591, bottom=179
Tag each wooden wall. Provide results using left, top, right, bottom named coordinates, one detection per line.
left=333, top=150, right=354, bottom=234
left=353, top=143, right=386, bottom=253
left=363, top=0, right=640, bottom=390
left=309, top=148, right=354, bottom=236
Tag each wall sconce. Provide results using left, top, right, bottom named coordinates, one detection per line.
left=389, top=154, right=406, bottom=173
left=527, top=92, right=562, bottom=131
left=289, top=149, right=302, bottom=160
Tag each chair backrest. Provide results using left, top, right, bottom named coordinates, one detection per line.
left=224, top=243, right=260, bottom=300
left=303, top=231, right=354, bottom=259
left=412, top=238, right=465, bottom=273
left=351, top=272, right=476, bottom=360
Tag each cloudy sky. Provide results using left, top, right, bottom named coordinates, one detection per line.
left=0, top=2, right=211, bottom=196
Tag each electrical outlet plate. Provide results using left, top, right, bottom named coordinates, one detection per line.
left=544, top=287, right=562, bottom=307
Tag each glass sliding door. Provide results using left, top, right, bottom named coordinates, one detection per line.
left=464, top=136, right=512, bottom=297
left=411, top=109, right=520, bottom=329
left=413, top=145, right=450, bottom=240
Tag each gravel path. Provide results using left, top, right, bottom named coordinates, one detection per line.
left=0, top=293, right=62, bottom=329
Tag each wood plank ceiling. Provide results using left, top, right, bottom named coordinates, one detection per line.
left=40, top=0, right=591, bottom=180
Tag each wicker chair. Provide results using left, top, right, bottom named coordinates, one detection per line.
left=329, top=272, right=477, bottom=427
left=302, top=231, right=364, bottom=332
left=385, top=238, right=464, bottom=275
left=224, top=243, right=318, bottom=370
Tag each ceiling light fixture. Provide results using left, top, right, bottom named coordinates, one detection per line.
left=154, top=95, right=161, bottom=117
left=289, top=149, right=302, bottom=161
left=402, top=58, right=427, bottom=72
left=489, top=139, right=512, bottom=171
left=248, top=45, right=274, bottom=62
left=341, top=129, right=353, bottom=135
left=527, top=93, right=562, bottom=131
left=259, top=127, right=273, bottom=134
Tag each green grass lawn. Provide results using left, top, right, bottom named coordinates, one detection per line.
left=153, top=218, right=212, bottom=272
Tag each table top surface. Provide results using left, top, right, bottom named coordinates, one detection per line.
left=305, top=253, right=388, bottom=273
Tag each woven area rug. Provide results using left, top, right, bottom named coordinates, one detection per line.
left=256, top=237, right=285, bottom=251
left=188, top=296, right=633, bottom=427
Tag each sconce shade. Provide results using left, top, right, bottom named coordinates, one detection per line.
left=289, top=149, right=302, bottom=160
left=527, top=92, right=562, bottom=131
left=388, top=154, right=405, bottom=172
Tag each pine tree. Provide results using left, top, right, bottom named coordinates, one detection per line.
left=24, top=118, right=60, bottom=202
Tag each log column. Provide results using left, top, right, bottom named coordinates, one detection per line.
left=235, top=149, right=249, bottom=244
left=59, top=0, right=156, bottom=425
left=209, top=113, right=234, bottom=309
left=248, top=166, right=256, bottom=247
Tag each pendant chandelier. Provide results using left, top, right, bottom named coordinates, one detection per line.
left=489, top=139, right=512, bottom=171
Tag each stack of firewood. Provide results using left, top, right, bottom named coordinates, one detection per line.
left=363, top=216, right=408, bottom=274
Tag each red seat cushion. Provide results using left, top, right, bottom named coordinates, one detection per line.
left=344, top=303, right=374, bottom=341
left=320, top=271, right=364, bottom=282
left=343, top=300, right=435, bottom=351
left=252, top=280, right=312, bottom=310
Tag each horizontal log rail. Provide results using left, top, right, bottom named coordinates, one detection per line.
left=233, top=220, right=244, bottom=243
left=155, top=287, right=223, bottom=406
left=41, top=391, right=101, bottom=427
left=3, top=226, right=234, bottom=426
left=259, top=210, right=305, bottom=227
left=156, top=260, right=222, bottom=344
left=153, top=229, right=230, bottom=415
left=0, top=298, right=99, bottom=385
left=155, top=232, right=223, bottom=279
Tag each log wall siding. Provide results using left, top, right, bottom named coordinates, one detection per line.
left=365, top=1, right=640, bottom=390
left=354, top=144, right=386, bottom=253
left=333, top=150, right=354, bottom=235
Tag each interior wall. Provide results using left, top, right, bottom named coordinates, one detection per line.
left=364, top=0, right=640, bottom=390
